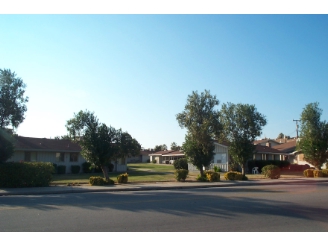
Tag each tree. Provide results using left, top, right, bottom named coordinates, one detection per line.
left=0, top=69, right=29, bottom=129
left=66, top=110, right=140, bottom=179
left=176, top=90, right=222, bottom=175
left=182, top=133, right=214, bottom=176
left=154, top=144, right=167, bottom=151
left=220, top=102, right=267, bottom=175
left=0, top=128, right=14, bottom=163
left=117, top=130, right=141, bottom=163
left=297, top=102, right=328, bottom=170
left=171, top=142, right=181, bottom=151
left=276, top=133, right=290, bottom=140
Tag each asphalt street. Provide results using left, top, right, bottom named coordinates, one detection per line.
left=1, top=182, right=328, bottom=232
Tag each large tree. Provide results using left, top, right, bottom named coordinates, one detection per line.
left=66, top=110, right=140, bottom=179
left=220, top=102, right=267, bottom=175
left=176, top=90, right=222, bottom=175
left=297, top=102, right=328, bottom=170
left=0, top=69, right=29, bottom=129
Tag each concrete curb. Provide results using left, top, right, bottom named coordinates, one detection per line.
left=1, top=178, right=328, bottom=196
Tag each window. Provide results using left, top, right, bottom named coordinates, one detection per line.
left=56, top=153, right=65, bottom=162
left=70, top=153, right=78, bottom=162
left=25, top=152, right=37, bottom=162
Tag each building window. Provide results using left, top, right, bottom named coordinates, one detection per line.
left=70, top=153, right=78, bottom=162
left=25, top=152, right=37, bottom=162
left=56, top=153, right=65, bottom=162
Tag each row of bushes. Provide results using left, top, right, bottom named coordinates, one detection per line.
left=0, top=162, right=54, bottom=188
left=304, top=169, right=328, bottom=178
left=53, top=162, right=115, bottom=174
left=89, top=173, right=129, bottom=186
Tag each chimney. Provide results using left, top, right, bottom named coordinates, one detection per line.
left=266, top=142, right=271, bottom=148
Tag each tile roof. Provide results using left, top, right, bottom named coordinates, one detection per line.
left=13, top=136, right=81, bottom=152
left=271, top=139, right=297, bottom=153
left=162, top=151, right=184, bottom=156
left=255, top=145, right=282, bottom=154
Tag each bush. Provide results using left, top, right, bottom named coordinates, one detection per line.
left=205, top=171, right=220, bottom=182
left=147, top=159, right=150, bottom=163
left=174, top=169, right=189, bottom=182
left=117, top=173, right=128, bottom=183
left=57, top=165, right=66, bottom=174
left=173, top=158, right=188, bottom=170
left=303, top=169, right=314, bottom=177
left=248, top=160, right=290, bottom=173
left=89, top=176, right=115, bottom=186
left=322, top=169, right=328, bottom=177
left=82, top=162, right=92, bottom=173
left=152, top=159, right=157, bottom=164
left=262, top=165, right=280, bottom=179
left=224, top=171, right=244, bottom=180
left=213, top=166, right=221, bottom=172
left=313, top=170, right=323, bottom=178
left=71, top=165, right=81, bottom=174
left=196, top=174, right=208, bottom=182
left=0, top=162, right=54, bottom=188
left=52, top=163, right=58, bottom=174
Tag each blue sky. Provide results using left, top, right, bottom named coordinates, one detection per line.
left=1, top=14, right=328, bottom=149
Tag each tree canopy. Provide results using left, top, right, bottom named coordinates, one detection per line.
left=177, top=90, right=222, bottom=175
left=0, top=69, right=28, bottom=129
left=297, top=102, right=328, bottom=169
left=220, top=102, right=267, bottom=175
left=66, top=110, right=141, bottom=179
left=154, top=144, right=167, bottom=152
left=171, top=142, right=181, bottom=151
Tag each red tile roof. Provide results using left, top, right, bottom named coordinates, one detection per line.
left=13, top=136, right=81, bottom=152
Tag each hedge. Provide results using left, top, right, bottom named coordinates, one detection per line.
left=0, top=162, right=54, bottom=188
left=248, top=160, right=290, bottom=173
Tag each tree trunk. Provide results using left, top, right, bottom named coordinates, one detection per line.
left=241, top=162, right=246, bottom=176
left=101, top=165, right=109, bottom=180
left=200, top=166, right=204, bottom=176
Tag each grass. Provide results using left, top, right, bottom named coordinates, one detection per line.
left=50, top=163, right=306, bottom=185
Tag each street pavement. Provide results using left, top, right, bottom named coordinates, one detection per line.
left=1, top=177, right=328, bottom=196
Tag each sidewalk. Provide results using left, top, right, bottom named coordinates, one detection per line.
left=1, top=177, right=328, bottom=196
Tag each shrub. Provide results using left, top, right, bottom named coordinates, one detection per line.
left=262, top=165, right=280, bottom=179
left=52, top=163, right=58, bottom=174
left=173, top=158, right=188, bottom=170
left=147, top=159, right=150, bottom=163
left=174, top=169, right=189, bottom=182
left=313, top=170, right=323, bottom=178
left=117, top=173, right=128, bottom=183
left=89, top=176, right=115, bottom=186
left=213, top=166, right=221, bottom=172
left=152, top=159, right=157, bottom=164
left=71, top=165, right=81, bottom=174
left=224, top=171, right=244, bottom=180
left=205, top=171, right=220, bottom=182
left=82, top=162, right=92, bottom=173
left=57, top=165, right=66, bottom=174
left=303, top=169, right=314, bottom=177
left=196, top=174, right=208, bottom=182
left=0, top=162, right=54, bottom=188
left=248, top=160, right=290, bottom=173
left=322, top=169, right=328, bottom=177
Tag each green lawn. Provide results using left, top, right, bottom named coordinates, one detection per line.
left=51, top=163, right=176, bottom=184
left=50, top=163, right=305, bottom=185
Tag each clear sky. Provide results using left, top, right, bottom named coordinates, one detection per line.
left=1, top=11, right=328, bottom=149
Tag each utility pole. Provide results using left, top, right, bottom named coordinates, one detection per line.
left=293, top=119, right=300, bottom=139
